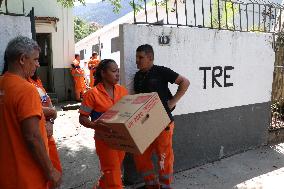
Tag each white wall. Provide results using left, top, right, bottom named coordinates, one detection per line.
left=120, top=24, right=274, bottom=115
left=75, top=0, right=281, bottom=71
left=0, top=15, right=31, bottom=73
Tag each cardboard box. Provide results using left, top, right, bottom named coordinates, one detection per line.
left=96, top=92, right=171, bottom=154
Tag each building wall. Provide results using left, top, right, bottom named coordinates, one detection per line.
left=4, top=0, right=75, bottom=69
left=75, top=25, right=120, bottom=65
left=120, top=24, right=274, bottom=181
left=0, top=15, right=31, bottom=73
left=75, top=19, right=126, bottom=68
left=2, top=0, right=75, bottom=101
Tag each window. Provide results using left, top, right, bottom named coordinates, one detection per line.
left=80, top=50, right=84, bottom=60
left=92, top=44, right=100, bottom=54
left=111, top=37, right=120, bottom=53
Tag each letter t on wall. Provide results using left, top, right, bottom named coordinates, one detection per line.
left=199, top=67, right=211, bottom=89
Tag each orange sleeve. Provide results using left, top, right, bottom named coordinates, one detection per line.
left=79, top=90, right=95, bottom=116
left=122, top=87, right=128, bottom=96
left=17, top=84, right=43, bottom=123
left=95, top=59, right=100, bottom=67
left=119, top=85, right=128, bottom=96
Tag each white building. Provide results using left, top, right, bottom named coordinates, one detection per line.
left=0, top=0, right=75, bottom=102
left=75, top=0, right=185, bottom=65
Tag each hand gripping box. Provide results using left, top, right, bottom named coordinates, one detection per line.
left=96, top=92, right=171, bottom=154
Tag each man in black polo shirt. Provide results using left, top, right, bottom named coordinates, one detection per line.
left=133, top=44, right=190, bottom=189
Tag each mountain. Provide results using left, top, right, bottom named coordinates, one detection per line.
left=73, top=1, right=133, bottom=26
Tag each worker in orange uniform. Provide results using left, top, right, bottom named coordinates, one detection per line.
left=133, top=44, right=190, bottom=189
left=73, top=53, right=81, bottom=67
left=79, top=59, right=128, bottom=189
left=88, top=52, right=100, bottom=88
left=71, top=54, right=87, bottom=101
left=28, top=71, right=62, bottom=173
left=0, top=36, right=61, bottom=189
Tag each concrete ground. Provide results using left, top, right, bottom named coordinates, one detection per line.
left=54, top=105, right=284, bottom=189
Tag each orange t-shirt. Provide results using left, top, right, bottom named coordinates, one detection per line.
left=88, top=58, right=100, bottom=70
left=72, top=59, right=80, bottom=67
left=0, top=72, right=49, bottom=189
left=28, top=78, right=52, bottom=107
left=79, top=83, right=128, bottom=122
left=71, top=68, right=86, bottom=90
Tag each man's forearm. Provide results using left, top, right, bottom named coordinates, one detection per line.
left=24, top=132, right=54, bottom=180
left=172, top=77, right=190, bottom=104
left=43, top=107, right=57, bottom=119
left=21, top=117, right=56, bottom=181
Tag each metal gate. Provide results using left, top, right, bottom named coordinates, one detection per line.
left=131, top=0, right=283, bottom=33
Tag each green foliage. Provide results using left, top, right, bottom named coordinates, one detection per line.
left=57, top=0, right=85, bottom=8
left=74, top=17, right=98, bottom=42
left=57, top=0, right=124, bottom=13
left=129, top=0, right=144, bottom=15
left=108, top=0, right=123, bottom=13
left=56, top=0, right=147, bottom=15
left=211, top=0, right=239, bottom=29
left=129, top=0, right=170, bottom=16
left=271, top=100, right=284, bottom=120
left=249, top=25, right=265, bottom=32
left=57, top=0, right=157, bottom=15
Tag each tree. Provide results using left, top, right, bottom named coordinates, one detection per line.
left=57, top=0, right=86, bottom=8
left=57, top=0, right=122, bottom=13
left=74, top=16, right=99, bottom=42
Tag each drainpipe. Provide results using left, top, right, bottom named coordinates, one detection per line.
left=29, top=7, right=36, bottom=40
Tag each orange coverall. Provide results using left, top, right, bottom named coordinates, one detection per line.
left=88, top=58, right=100, bottom=88
left=0, top=72, right=49, bottom=189
left=79, top=83, right=128, bottom=189
left=73, top=59, right=80, bottom=67
left=28, top=78, right=62, bottom=173
left=71, top=67, right=86, bottom=101
left=134, top=122, right=175, bottom=189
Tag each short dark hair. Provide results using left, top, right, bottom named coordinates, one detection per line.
left=75, top=54, right=80, bottom=59
left=136, top=44, right=154, bottom=59
left=92, top=52, right=98, bottom=56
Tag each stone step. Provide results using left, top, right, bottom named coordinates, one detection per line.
left=61, top=103, right=81, bottom=111
left=50, top=97, right=58, bottom=105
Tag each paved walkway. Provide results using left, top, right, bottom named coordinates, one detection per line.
left=54, top=107, right=284, bottom=189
